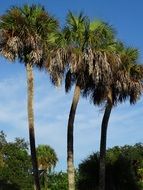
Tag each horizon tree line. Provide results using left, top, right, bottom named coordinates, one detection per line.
left=1, top=131, right=142, bottom=190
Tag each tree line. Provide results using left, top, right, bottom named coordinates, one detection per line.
left=0, top=4, right=143, bottom=190
left=0, top=132, right=143, bottom=190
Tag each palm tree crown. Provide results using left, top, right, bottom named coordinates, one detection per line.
left=0, top=4, right=64, bottom=82
left=37, top=145, right=58, bottom=171
left=63, top=12, right=121, bottom=93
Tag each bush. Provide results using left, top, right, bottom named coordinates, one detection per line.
left=77, top=144, right=143, bottom=190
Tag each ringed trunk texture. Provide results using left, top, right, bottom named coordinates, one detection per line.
left=67, top=84, right=81, bottom=190
left=99, top=103, right=112, bottom=190
left=26, top=63, right=40, bottom=190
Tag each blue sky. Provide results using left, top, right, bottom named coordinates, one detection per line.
left=0, top=0, right=143, bottom=171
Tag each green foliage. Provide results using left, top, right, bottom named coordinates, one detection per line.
left=0, top=132, right=60, bottom=190
left=0, top=4, right=59, bottom=64
left=0, top=132, right=33, bottom=190
left=77, top=144, right=143, bottom=190
left=47, top=171, right=68, bottom=190
left=37, top=144, right=58, bottom=171
left=0, top=4, right=65, bottom=87
left=0, top=180, right=20, bottom=190
left=77, top=153, right=99, bottom=190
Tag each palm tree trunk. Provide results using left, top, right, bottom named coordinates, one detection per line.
left=26, top=63, right=40, bottom=190
left=99, top=103, right=112, bottom=190
left=67, top=84, right=81, bottom=190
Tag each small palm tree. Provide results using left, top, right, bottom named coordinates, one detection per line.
left=37, top=145, right=58, bottom=189
left=37, top=144, right=58, bottom=172
left=0, top=5, right=59, bottom=190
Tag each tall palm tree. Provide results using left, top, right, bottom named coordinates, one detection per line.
left=86, top=43, right=143, bottom=190
left=63, top=12, right=88, bottom=190
left=0, top=5, right=59, bottom=190
left=62, top=12, right=120, bottom=190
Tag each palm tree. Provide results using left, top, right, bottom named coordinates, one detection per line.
left=86, top=43, right=143, bottom=190
left=0, top=5, right=59, bottom=190
left=61, top=12, right=88, bottom=190
left=37, top=144, right=58, bottom=172
left=62, top=12, right=120, bottom=190
left=37, top=145, right=58, bottom=189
